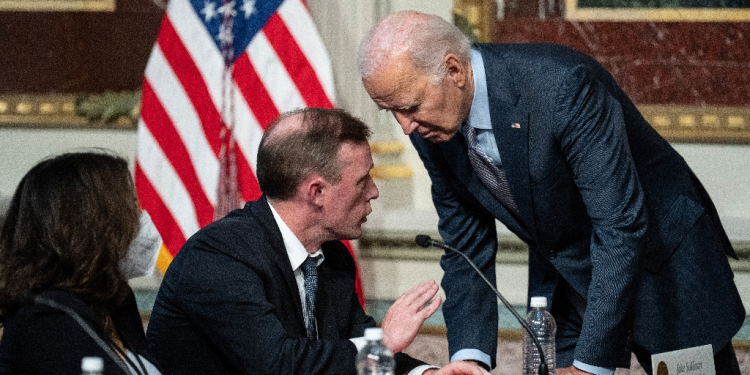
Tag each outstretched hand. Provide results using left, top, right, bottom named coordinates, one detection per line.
left=423, top=361, right=492, bottom=375
left=381, top=280, right=441, bottom=353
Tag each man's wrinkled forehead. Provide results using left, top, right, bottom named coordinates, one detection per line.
left=365, top=57, right=426, bottom=107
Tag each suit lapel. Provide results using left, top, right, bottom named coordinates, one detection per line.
left=478, top=44, right=538, bottom=242
left=247, top=197, right=306, bottom=326
left=314, top=247, right=339, bottom=340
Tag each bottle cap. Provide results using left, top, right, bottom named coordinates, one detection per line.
left=81, top=356, right=104, bottom=372
left=364, top=327, right=383, bottom=341
left=530, top=296, right=548, bottom=308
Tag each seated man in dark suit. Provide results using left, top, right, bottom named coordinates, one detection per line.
left=146, top=107, right=489, bottom=375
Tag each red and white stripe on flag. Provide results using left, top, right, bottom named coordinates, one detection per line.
left=135, top=0, right=366, bottom=306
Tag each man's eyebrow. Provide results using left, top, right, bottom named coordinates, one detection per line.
left=395, top=103, right=418, bottom=111
left=377, top=100, right=417, bottom=112
left=360, top=163, right=375, bottom=181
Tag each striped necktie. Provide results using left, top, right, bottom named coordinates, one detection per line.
left=463, top=124, right=519, bottom=215
left=301, top=256, right=319, bottom=340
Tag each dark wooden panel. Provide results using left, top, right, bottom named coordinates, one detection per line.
left=0, top=0, right=164, bottom=94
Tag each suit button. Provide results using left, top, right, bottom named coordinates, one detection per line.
left=548, top=251, right=557, bottom=260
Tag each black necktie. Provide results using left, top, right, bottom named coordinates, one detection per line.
left=463, top=124, right=519, bottom=215
left=301, top=256, right=319, bottom=340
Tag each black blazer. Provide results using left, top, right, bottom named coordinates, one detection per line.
left=146, top=196, right=423, bottom=375
left=410, top=43, right=745, bottom=368
left=0, top=288, right=157, bottom=375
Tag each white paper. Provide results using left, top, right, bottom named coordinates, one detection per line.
left=651, top=344, right=715, bottom=375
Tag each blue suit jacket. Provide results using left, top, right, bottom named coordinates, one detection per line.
left=146, top=196, right=424, bottom=374
left=411, top=43, right=745, bottom=368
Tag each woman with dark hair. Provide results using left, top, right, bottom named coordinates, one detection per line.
left=0, top=151, right=162, bottom=375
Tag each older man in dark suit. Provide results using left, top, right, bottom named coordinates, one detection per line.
left=358, top=11, right=744, bottom=375
left=146, top=107, right=489, bottom=375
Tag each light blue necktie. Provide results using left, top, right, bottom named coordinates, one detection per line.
left=463, top=124, right=519, bottom=215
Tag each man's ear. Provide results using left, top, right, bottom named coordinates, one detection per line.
left=300, top=174, right=327, bottom=208
left=444, top=53, right=467, bottom=88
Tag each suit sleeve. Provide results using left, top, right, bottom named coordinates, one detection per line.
left=174, top=234, right=361, bottom=375
left=554, top=65, right=648, bottom=367
left=411, top=135, right=500, bottom=368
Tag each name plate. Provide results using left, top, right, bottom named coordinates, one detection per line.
left=651, top=344, right=715, bottom=375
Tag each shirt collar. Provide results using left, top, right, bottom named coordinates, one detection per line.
left=467, top=49, right=492, bottom=130
left=268, top=202, right=324, bottom=272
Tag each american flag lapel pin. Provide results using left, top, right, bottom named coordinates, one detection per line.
left=511, top=123, right=521, bottom=129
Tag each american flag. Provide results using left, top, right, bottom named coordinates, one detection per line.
left=135, top=0, right=366, bottom=301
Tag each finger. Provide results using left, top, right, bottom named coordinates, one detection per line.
left=441, top=361, right=488, bottom=375
left=402, top=280, right=436, bottom=301
left=394, top=281, right=436, bottom=306
left=465, top=366, right=490, bottom=375
left=418, top=295, right=441, bottom=318
left=392, top=282, right=429, bottom=306
left=408, top=281, right=439, bottom=305
left=411, top=282, right=440, bottom=307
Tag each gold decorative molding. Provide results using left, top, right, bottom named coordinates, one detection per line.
left=4, top=95, right=748, bottom=145
left=360, top=230, right=750, bottom=269
left=369, top=165, right=414, bottom=180
left=453, top=0, right=497, bottom=43
left=370, top=141, right=404, bottom=155
left=0, top=94, right=87, bottom=128
left=565, top=0, right=750, bottom=21
left=638, top=105, right=750, bottom=144
left=0, top=0, right=115, bottom=11
left=0, top=93, right=137, bottom=130
left=360, top=230, right=529, bottom=263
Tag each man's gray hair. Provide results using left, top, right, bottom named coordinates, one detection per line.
left=358, top=11, right=472, bottom=82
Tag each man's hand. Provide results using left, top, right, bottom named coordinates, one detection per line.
left=557, top=365, right=594, bottom=375
left=423, top=361, right=491, bottom=375
left=381, top=280, right=441, bottom=353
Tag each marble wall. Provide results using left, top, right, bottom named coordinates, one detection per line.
left=492, top=20, right=750, bottom=106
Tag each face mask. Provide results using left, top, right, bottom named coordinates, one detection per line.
left=120, top=211, right=163, bottom=280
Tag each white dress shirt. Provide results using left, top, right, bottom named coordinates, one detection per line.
left=267, top=203, right=436, bottom=375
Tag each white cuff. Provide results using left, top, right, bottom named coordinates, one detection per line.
left=409, top=364, right=440, bottom=375
left=573, top=360, right=615, bottom=375
left=450, top=348, right=492, bottom=370
left=349, top=337, right=368, bottom=352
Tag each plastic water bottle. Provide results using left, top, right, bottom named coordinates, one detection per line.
left=356, top=327, right=395, bottom=375
left=522, top=296, right=556, bottom=375
left=81, top=356, right=104, bottom=375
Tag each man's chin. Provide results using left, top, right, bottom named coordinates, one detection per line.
left=338, top=229, right=363, bottom=242
left=426, top=132, right=456, bottom=143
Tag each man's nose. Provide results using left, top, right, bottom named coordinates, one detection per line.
left=368, top=179, right=380, bottom=200
left=393, top=112, right=418, bottom=135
